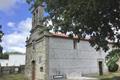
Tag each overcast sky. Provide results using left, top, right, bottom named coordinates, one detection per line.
left=0, top=0, right=32, bottom=53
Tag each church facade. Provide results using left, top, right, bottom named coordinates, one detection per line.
left=25, top=5, right=111, bottom=80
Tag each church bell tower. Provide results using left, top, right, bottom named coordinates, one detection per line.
left=32, top=4, right=44, bottom=30
left=26, top=4, right=46, bottom=44
left=25, top=4, right=48, bottom=80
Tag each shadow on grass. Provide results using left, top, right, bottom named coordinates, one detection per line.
left=101, top=76, right=120, bottom=80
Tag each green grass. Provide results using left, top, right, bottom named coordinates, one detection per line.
left=96, top=72, right=120, bottom=80
left=0, top=74, right=26, bottom=80
left=0, top=72, right=120, bottom=80
left=85, top=72, right=120, bottom=80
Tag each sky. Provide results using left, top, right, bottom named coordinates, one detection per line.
left=0, top=0, right=32, bottom=53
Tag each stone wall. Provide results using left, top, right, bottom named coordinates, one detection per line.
left=25, top=37, right=48, bottom=80
left=0, top=65, right=25, bottom=75
left=25, top=44, right=33, bottom=80
left=48, top=37, right=109, bottom=80
left=34, top=38, right=47, bottom=80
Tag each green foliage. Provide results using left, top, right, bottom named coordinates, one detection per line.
left=26, top=0, right=120, bottom=52
left=0, top=51, right=23, bottom=59
left=105, top=49, right=120, bottom=72
left=4, top=51, right=24, bottom=54
left=108, top=63, right=119, bottom=72
left=0, top=53, right=9, bottom=59
left=0, top=25, right=5, bottom=59
left=0, top=25, right=3, bottom=53
left=0, top=45, right=3, bottom=53
left=26, top=0, right=43, bottom=10
left=106, top=49, right=120, bottom=66
left=0, top=25, right=4, bottom=42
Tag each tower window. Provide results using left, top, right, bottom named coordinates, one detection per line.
left=36, top=9, right=38, bottom=19
left=33, top=12, right=35, bottom=16
left=33, top=12, right=35, bottom=23
left=40, top=67, right=43, bottom=72
left=36, top=9, right=38, bottom=14
left=32, top=40, right=36, bottom=49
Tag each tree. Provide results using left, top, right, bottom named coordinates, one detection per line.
left=4, top=51, right=24, bottom=54
left=0, top=25, right=3, bottom=53
left=0, top=25, right=5, bottom=59
left=26, top=0, right=120, bottom=52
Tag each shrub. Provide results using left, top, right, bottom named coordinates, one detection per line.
left=0, top=53, right=9, bottom=59
left=108, top=63, right=119, bottom=72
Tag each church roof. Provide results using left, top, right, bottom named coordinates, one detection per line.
left=47, top=32, right=114, bottom=44
left=48, top=32, right=91, bottom=41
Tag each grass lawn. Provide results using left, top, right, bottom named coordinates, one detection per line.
left=96, top=72, right=120, bottom=80
left=0, top=74, right=26, bottom=80
left=0, top=72, right=120, bottom=80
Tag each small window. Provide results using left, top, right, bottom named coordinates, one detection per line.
left=32, top=40, right=36, bottom=49
left=33, top=12, right=35, bottom=16
left=33, top=13, right=35, bottom=25
left=73, top=40, right=77, bottom=49
left=40, top=67, right=43, bottom=72
left=36, top=9, right=38, bottom=14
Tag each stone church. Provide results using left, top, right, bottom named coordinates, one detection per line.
left=25, top=5, right=111, bottom=80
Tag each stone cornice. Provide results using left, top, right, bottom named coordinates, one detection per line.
left=26, top=35, right=45, bottom=47
left=30, top=25, right=44, bottom=33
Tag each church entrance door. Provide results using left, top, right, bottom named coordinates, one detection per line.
left=32, top=61, right=36, bottom=80
left=98, top=61, right=103, bottom=75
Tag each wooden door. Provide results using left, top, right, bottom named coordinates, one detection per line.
left=32, top=61, right=36, bottom=80
left=98, top=61, right=103, bottom=75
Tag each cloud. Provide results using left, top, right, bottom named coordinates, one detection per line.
left=2, top=18, right=32, bottom=53
left=7, top=22, right=16, bottom=28
left=0, top=0, right=16, bottom=11
left=0, top=0, right=25, bottom=12
left=17, top=18, right=32, bottom=32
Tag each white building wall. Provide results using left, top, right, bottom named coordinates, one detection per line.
left=0, top=54, right=25, bottom=66
left=0, top=59, right=9, bottom=66
left=48, top=37, right=109, bottom=79
left=8, top=54, right=25, bottom=66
